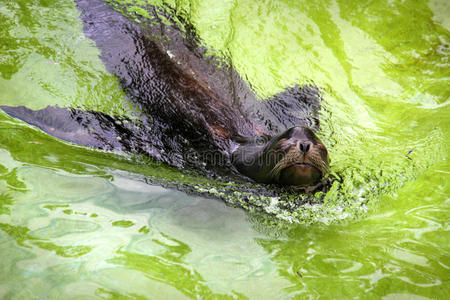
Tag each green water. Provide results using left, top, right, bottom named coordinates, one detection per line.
left=0, top=0, right=449, bottom=298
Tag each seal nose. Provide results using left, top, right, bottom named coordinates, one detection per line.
left=298, top=141, right=311, bottom=154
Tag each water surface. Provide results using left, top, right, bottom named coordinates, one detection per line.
left=0, top=0, right=448, bottom=298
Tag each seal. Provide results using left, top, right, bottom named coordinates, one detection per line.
left=0, top=0, right=329, bottom=188
left=232, top=126, right=329, bottom=186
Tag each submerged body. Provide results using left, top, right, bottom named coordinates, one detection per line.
left=1, top=0, right=329, bottom=187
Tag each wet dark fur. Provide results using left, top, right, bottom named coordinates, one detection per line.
left=1, top=0, right=323, bottom=182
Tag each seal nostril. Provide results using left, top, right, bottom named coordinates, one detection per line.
left=299, top=141, right=311, bottom=154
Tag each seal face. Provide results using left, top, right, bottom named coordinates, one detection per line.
left=232, top=126, right=329, bottom=186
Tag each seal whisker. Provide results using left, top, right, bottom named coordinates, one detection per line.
left=308, top=151, right=328, bottom=174
left=269, top=148, right=303, bottom=181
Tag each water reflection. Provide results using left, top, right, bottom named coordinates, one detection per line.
left=0, top=163, right=292, bottom=298
left=251, top=164, right=449, bottom=297
left=0, top=0, right=126, bottom=114
left=0, top=159, right=447, bottom=298
left=0, top=0, right=448, bottom=298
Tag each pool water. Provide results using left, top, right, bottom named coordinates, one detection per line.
left=0, top=0, right=448, bottom=298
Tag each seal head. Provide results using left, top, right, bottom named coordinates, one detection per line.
left=232, top=126, right=329, bottom=187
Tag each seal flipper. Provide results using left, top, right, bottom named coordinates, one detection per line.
left=1, top=105, right=125, bottom=150
left=1, top=105, right=218, bottom=171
